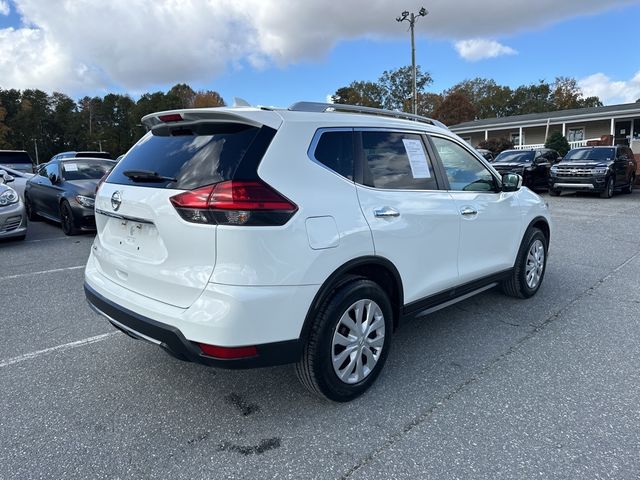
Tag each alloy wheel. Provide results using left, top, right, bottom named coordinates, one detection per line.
left=331, top=299, right=385, bottom=385
left=525, top=239, right=545, bottom=289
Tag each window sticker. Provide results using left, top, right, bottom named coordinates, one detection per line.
left=64, top=163, right=79, bottom=172
left=402, top=138, right=431, bottom=178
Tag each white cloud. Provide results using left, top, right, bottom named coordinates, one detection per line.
left=578, top=72, right=640, bottom=105
left=0, top=0, right=636, bottom=94
left=0, top=1, right=9, bottom=16
left=454, top=39, right=517, bottom=61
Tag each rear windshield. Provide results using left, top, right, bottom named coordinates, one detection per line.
left=106, top=124, right=261, bottom=189
left=0, top=151, right=32, bottom=164
left=62, top=160, right=115, bottom=180
left=494, top=151, right=535, bottom=163
left=563, top=148, right=615, bottom=162
left=76, top=152, right=112, bottom=159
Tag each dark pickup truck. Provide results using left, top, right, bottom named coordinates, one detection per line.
left=549, top=146, right=637, bottom=198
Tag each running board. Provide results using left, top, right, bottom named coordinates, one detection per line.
left=414, top=283, right=498, bottom=318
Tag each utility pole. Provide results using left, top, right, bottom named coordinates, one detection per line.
left=396, top=7, right=428, bottom=115
left=33, top=139, right=39, bottom=164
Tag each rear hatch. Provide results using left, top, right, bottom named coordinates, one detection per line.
left=92, top=108, right=281, bottom=308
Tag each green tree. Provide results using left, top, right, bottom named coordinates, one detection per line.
left=544, top=131, right=571, bottom=156
left=378, top=65, right=432, bottom=111
left=331, top=81, right=384, bottom=108
left=414, top=92, right=443, bottom=117
left=449, top=78, right=513, bottom=118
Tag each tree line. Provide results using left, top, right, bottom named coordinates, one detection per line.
left=0, top=84, right=224, bottom=163
left=332, top=66, right=603, bottom=126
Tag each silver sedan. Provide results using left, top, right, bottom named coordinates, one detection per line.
left=0, top=170, right=27, bottom=241
left=0, top=164, right=34, bottom=199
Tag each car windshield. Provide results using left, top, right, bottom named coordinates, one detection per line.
left=0, top=151, right=32, bottom=164
left=61, top=160, right=114, bottom=180
left=563, top=148, right=615, bottom=162
left=494, top=151, right=535, bottom=163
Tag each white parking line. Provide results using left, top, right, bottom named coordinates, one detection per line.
left=0, top=265, right=84, bottom=281
left=0, top=332, right=118, bottom=368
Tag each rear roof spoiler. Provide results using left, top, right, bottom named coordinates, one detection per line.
left=141, top=108, right=282, bottom=130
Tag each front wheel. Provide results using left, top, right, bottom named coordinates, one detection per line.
left=60, top=201, right=79, bottom=236
left=24, top=195, right=40, bottom=221
left=600, top=177, right=614, bottom=199
left=502, top=227, right=548, bottom=299
left=295, top=278, right=393, bottom=402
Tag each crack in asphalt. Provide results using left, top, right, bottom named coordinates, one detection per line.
left=339, top=249, right=640, bottom=480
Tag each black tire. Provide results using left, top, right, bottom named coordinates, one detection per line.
left=24, top=195, right=40, bottom=221
left=600, top=177, right=614, bottom=199
left=502, top=227, right=548, bottom=299
left=622, top=175, right=635, bottom=194
left=60, top=201, right=79, bottom=236
left=295, top=278, right=393, bottom=402
left=549, top=189, right=560, bottom=197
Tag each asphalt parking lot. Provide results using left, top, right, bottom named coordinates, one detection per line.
left=1, top=191, right=640, bottom=480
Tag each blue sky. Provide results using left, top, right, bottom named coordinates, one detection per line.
left=1, top=1, right=639, bottom=105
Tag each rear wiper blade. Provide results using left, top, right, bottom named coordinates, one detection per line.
left=123, top=170, right=177, bottom=183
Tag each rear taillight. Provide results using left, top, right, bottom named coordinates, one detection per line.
left=170, top=180, right=297, bottom=226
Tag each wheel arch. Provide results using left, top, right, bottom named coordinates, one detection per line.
left=299, top=256, right=404, bottom=344
left=527, top=215, right=550, bottom=246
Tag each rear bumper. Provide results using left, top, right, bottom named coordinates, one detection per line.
left=85, top=283, right=302, bottom=369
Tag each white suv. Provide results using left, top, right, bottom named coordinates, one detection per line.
left=84, top=102, right=551, bottom=401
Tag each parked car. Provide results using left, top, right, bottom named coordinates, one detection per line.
left=49, top=151, right=112, bottom=162
left=24, top=157, right=116, bottom=235
left=0, top=150, right=35, bottom=173
left=0, top=171, right=27, bottom=241
left=549, top=146, right=637, bottom=198
left=476, top=148, right=495, bottom=162
left=84, top=102, right=551, bottom=402
left=0, top=165, right=34, bottom=199
left=492, top=148, right=560, bottom=191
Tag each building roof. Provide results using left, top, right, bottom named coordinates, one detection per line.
left=450, top=102, right=640, bottom=133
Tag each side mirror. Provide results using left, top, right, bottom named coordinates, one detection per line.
left=49, top=173, right=59, bottom=184
left=502, top=173, right=522, bottom=192
left=0, top=170, right=14, bottom=184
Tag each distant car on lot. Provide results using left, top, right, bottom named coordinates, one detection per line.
left=492, top=148, right=560, bottom=191
left=0, top=150, right=35, bottom=173
left=0, top=165, right=34, bottom=199
left=49, top=151, right=112, bottom=162
left=549, top=146, right=637, bottom=198
left=476, top=148, right=495, bottom=162
left=0, top=171, right=27, bottom=241
left=84, top=101, right=552, bottom=402
left=25, top=157, right=116, bottom=235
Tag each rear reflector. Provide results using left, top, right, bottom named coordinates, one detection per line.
left=158, top=113, right=183, bottom=122
left=170, top=180, right=297, bottom=226
left=197, top=343, right=258, bottom=359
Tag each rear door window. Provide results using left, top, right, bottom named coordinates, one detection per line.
left=361, top=131, right=438, bottom=190
left=106, top=123, right=264, bottom=190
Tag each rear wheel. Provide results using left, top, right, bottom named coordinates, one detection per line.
left=622, top=175, right=635, bottom=194
left=600, top=177, right=614, bottom=199
left=502, top=227, right=547, bottom=299
left=295, top=278, right=392, bottom=402
left=60, top=201, right=79, bottom=236
left=24, top=195, right=40, bottom=221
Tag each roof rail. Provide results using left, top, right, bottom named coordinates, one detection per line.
left=288, top=101, right=449, bottom=130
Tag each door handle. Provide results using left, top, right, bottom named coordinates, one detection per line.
left=460, top=207, right=478, bottom=217
left=374, top=207, right=400, bottom=218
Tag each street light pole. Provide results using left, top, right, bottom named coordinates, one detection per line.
left=396, top=7, right=428, bottom=115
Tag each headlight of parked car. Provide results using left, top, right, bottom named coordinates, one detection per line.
left=75, top=195, right=95, bottom=208
left=593, top=167, right=608, bottom=175
left=0, top=189, right=19, bottom=207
